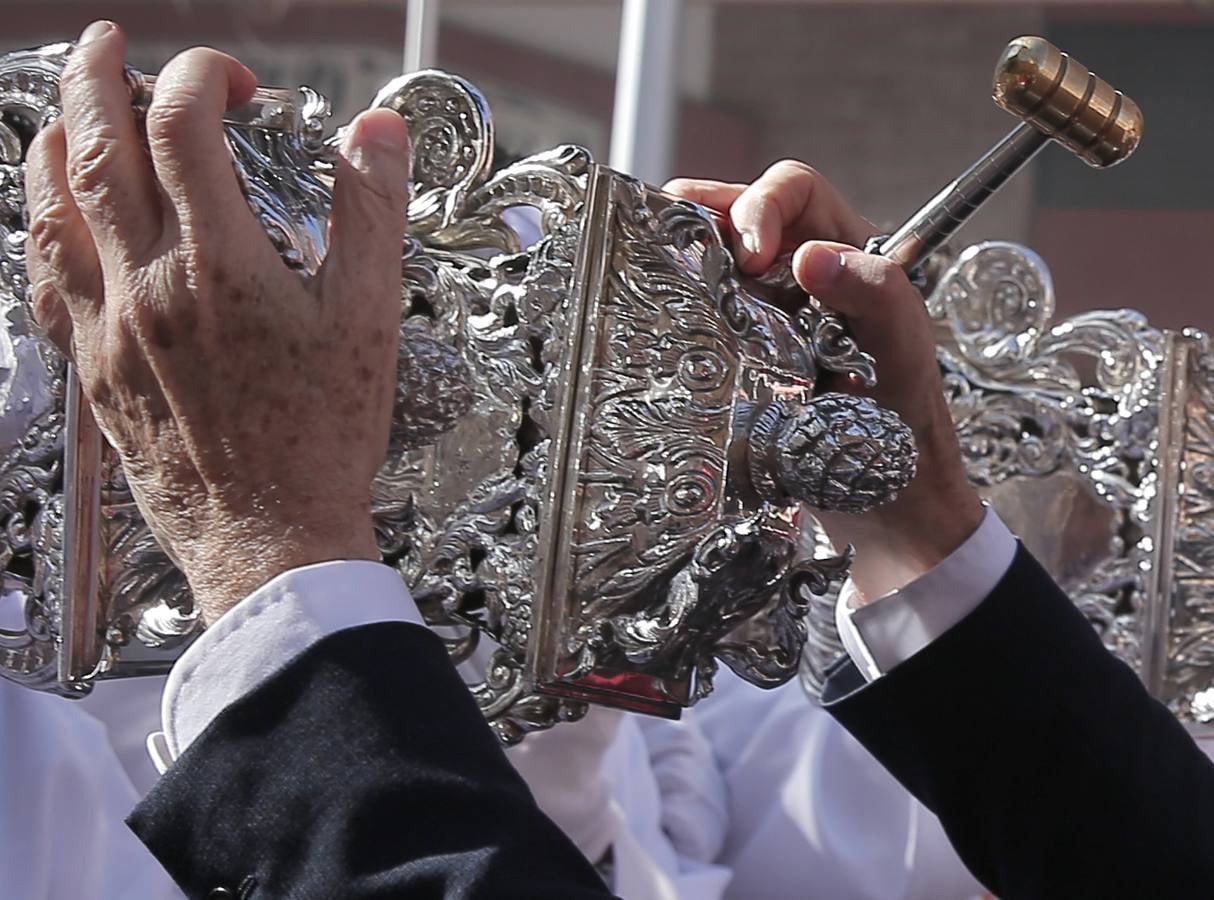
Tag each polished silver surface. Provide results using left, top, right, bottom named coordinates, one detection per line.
left=801, top=241, right=1214, bottom=730
left=0, top=44, right=77, bottom=694
left=0, top=45, right=916, bottom=739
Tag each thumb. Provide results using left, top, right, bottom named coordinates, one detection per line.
left=791, top=240, right=919, bottom=324
left=792, top=239, right=946, bottom=439
left=321, top=109, right=411, bottom=303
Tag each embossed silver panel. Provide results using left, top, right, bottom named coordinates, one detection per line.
left=0, top=45, right=917, bottom=742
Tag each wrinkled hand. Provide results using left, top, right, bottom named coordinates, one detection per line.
left=24, top=22, right=411, bottom=623
left=665, top=161, right=983, bottom=600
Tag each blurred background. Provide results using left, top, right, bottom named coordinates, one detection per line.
left=3, top=0, right=1211, bottom=330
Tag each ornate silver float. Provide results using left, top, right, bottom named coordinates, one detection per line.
left=2, top=35, right=1179, bottom=742
left=0, top=42, right=915, bottom=742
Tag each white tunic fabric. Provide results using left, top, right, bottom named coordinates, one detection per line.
left=691, top=669, right=985, bottom=900
left=0, top=678, right=180, bottom=900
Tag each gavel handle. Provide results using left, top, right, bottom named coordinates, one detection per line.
left=877, top=122, right=1049, bottom=271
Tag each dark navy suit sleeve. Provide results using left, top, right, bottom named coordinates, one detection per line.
left=822, top=544, right=1214, bottom=899
left=127, top=622, right=617, bottom=899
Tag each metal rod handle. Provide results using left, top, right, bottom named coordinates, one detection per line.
left=877, top=123, right=1047, bottom=270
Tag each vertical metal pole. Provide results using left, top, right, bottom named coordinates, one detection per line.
left=404, top=0, right=440, bottom=72
left=609, top=0, right=683, bottom=184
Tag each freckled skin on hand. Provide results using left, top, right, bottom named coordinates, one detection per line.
left=25, top=36, right=411, bottom=623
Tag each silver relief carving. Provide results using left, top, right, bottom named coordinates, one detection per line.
left=1164, top=333, right=1214, bottom=722
left=0, top=47, right=916, bottom=740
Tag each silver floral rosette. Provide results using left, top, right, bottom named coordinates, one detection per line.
left=0, top=44, right=916, bottom=742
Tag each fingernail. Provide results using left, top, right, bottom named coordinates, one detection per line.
left=343, top=111, right=409, bottom=174
left=356, top=110, right=409, bottom=151
left=740, top=229, right=761, bottom=258
left=799, top=244, right=843, bottom=290
left=79, top=20, right=114, bottom=45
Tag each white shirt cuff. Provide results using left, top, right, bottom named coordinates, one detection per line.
left=154, top=560, right=425, bottom=769
left=836, top=507, right=1017, bottom=681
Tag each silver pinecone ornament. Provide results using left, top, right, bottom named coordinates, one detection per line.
left=748, top=393, right=917, bottom=514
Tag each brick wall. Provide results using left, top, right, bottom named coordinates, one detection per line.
left=707, top=5, right=1044, bottom=243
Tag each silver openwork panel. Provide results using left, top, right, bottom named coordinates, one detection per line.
left=0, top=45, right=917, bottom=742
left=801, top=241, right=1214, bottom=730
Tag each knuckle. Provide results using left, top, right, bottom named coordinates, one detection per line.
left=147, top=48, right=227, bottom=145
left=25, top=122, right=61, bottom=172
left=28, top=278, right=60, bottom=324
left=168, top=45, right=227, bottom=75
left=66, top=135, right=123, bottom=200
left=145, top=97, right=197, bottom=148
left=771, top=159, right=818, bottom=182
left=27, top=203, right=73, bottom=258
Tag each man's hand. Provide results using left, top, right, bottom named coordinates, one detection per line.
left=665, top=161, right=984, bottom=600
left=24, top=22, right=412, bottom=623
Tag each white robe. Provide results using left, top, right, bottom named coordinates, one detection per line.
left=690, top=668, right=985, bottom=900
left=0, top=677, right=180, bottom=900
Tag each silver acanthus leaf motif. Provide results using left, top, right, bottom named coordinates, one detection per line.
left=534, top=175, right=910, bottom=712
left=0, top=44, right=74, bottom=692
left=935, top=245, right=1163, bottom=679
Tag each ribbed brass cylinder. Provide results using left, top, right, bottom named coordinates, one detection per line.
left=992, top=36, right=1143, bottom=168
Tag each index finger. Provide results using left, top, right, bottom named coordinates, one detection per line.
left=144, top=47, right=257, bottom=228
left=58, top=21, right=162, bottom=261
left=729, top=160, right=875, bottom=274
left=661, top=178, right=745, bottom=214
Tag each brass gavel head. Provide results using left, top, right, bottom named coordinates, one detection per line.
left=993, top=36, right=1143, bottom=168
